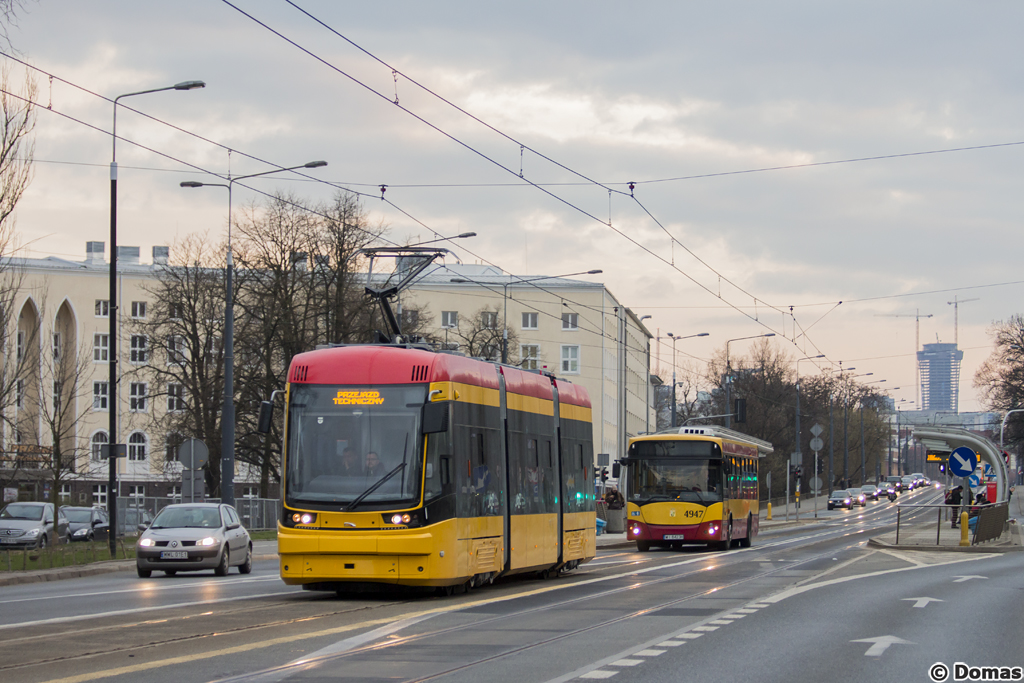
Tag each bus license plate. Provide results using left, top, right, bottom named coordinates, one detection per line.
left=663, top=534, right=687, bottom=540
left=160, top=551, right=188, bottom=559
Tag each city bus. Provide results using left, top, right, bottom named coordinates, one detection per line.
left=271, top=344, right=596, bottom=594
left=621, top=425, right=773, bottom=552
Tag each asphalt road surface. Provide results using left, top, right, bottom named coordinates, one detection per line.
left=2, top=486, right=1018, bottom=683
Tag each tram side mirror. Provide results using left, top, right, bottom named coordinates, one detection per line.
left=257, top=401, right=275, bottom=434
left=612, top=462, right=621, bottom=479
left=423, top=402, right=449, bottom=434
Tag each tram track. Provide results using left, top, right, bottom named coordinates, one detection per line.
left=3, top=492, right=937, bottom=683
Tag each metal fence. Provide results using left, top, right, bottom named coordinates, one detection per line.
left=116, top=496, right=279, bottom=532
left=894, top=502, right=1009, bottom=546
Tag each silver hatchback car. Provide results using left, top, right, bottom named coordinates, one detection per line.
left=135, top=503, right=252, bottom=578
left=0, top=502, right=70, bottom=549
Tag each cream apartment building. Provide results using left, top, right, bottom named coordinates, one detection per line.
left=403, top=264, right=656, bottom=468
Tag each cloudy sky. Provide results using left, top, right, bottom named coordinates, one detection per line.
left=5, top=1, right=1024, bottom=413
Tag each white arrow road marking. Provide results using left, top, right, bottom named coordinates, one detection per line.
left=851, top=635, right=916, bottom=657
left=903, top=597, right=943, bottom=608
left=952, top=575, right=988, bottom=582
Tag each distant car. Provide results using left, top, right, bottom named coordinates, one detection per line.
left=135, top=503, right=252, bottom=578
left=61, top=506, right=110, bottom=542
left=117, top=507, right=154, bottom=536
left=860, top=484, right=880, bottom=501
left=901, top=475, right=917, bottom=491
left=828, top=489, right=853, bottom=510
left=0, top=502, right=70, bottom=549
left=848, top=487, right=868, bottom=506
left=886, top=476, right=903, bottom=493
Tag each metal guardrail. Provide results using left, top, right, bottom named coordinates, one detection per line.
left=894, top=502, right=1008, bottom=545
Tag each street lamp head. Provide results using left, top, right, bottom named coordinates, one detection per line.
left=640, top=314, right=652, bottom=321
left=450, top=278, right=470, bottom=284
left=764, top=333, right=776, bottom=338
left=586, top=269, right=603, bottom=275
left=173, top=80, right=206, bottom=90
left=457, top=232, right=477, bottom=238
left=180, top=181, right=204, bottom=188
left=697, top=332, right=710, bottom=337
left=303, top=160, right=328, bottom=168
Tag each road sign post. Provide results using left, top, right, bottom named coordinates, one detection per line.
left=178, top=439, right=209, bottom=503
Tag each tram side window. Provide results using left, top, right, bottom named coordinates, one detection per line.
left=455, top=425, right=504, bottom=518
left=424, top=431, right=452, bottom=501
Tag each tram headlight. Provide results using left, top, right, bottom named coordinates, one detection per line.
left=291, top=512, right=316, bottom=525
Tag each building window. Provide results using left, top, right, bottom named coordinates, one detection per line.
left=167, top=336, right=185, bottom=365
left=91, top=431, right=108, bottom=461
left=93, top=381, right=109, bottom=411
left=562, top=312, right=578, bottom=330
left=522, top=312, right=538, bottom=330
left=16, top=330, right=24, bottom=362
left=59, top=483, right=72, bottom=502
left=130, top=335, right=148, bottom=363
left=131, top=301, right=147, bottom=319
left=128, top=484, right=145, bottom=498
left=441, top=311, right=458, bottom=328
left=561, top=345, right=580, bottom=374
left=95, top=299, right=109, bottom=318
left=52, top=332, right=61, bottom=361
left=167, top=383, right=186, bottom=412
left=169, top=303, right=184, bottom=321
left=52, top=380, right=60, bottom=412
left=129, top=382, right=147, bottom=412
left=169, top=485, right=181, bottom=499
left=92, top=484, right=107, bottom=508
left=521, top=344, right=540, bottom=370
left=242, top=486, right=258, bottom=499
left=93, top=333, right=109, bottom=362
left=481, top=311, right=498, bottom=329
left=205, top=335, right=221, bottom=359
left=128, top=432, right=148, bottom=461
left=15, top=379, right=24, bottom=409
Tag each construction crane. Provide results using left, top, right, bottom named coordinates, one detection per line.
left=947, top=296, right=980, bottom=346
left=875, top=309, right=933, bottom=407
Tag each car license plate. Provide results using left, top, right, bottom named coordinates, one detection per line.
left=160, top=551, right=188, bottom=559
left=663, top=534, right=687, bottom=540
left=1, top=538, right=20, bottom=544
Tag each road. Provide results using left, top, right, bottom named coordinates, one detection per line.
left=1, top=485, right=1019, bottom=683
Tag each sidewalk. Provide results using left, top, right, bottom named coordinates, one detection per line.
left=868, top=494, right=1024, bottom=553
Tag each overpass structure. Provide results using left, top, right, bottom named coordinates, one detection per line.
left=913, top=426, right=1010, bottom=502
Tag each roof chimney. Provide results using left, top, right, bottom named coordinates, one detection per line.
left=117, top=246, right=140, bottom=265
left=85, top=241, right=105, bottom=265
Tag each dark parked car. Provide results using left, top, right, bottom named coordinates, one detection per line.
left=135, top=503, right=252, bottom=578
left=0, top=502, right=70, bottom=549
left=827, top=490, right=853, bottom=511
left=117, top=507, right=154, bottom=536
left=61, top=506, right=110, bottom=542
left=886, top=476, right=904, bottom=493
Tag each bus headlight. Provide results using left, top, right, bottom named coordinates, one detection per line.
left=390, top=513, right=412, bottom=525
left=291, top=513, right=316, bottom=525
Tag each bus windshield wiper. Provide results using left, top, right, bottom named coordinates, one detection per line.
left=344, top=463, right=407, bottom=512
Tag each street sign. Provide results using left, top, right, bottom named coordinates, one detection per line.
left=948, top=447, right=977, bottom=477
left=810, top=423, right=823, bottom=437
left=177, top=438, right=209, bottom=471
left=791, top=452, right=802, bottom=466
left=809, top=476, right=822, bottom=493
left=969, top=473, right=981, bottom=488
left=809, top=437, right=824, bottom=452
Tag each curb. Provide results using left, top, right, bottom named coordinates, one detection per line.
left=866, top=536, right=1022, bottom=553
left=0, top=552, right=280, bottom=587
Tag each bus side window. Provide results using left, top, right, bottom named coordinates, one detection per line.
left=440, top=457, right=450, bottom=486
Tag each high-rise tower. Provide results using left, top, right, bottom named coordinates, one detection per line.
left=917, top=343, right=964, bottom=412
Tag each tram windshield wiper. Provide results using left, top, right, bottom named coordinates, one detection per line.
left=344, top=462, right=407, bottom=512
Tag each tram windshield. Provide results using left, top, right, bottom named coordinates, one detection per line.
left=285, top=384, right=426, bottom=508
left=627, top=459, right=724, bottom=505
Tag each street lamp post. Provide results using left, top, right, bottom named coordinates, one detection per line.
left=639, top=315, right=652, bottom=433
left=108, top=79, right=204, bottom=558
left=724, top=333, right=775, bottom=428
left=667, top=332, right=709, bottom=428
left=181, top=160, right=327, bottom=505
left=794, top=354, right=824, bottom=515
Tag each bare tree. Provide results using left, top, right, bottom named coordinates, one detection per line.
left=445, top=304, right=517, bottom=362
left=975, top=314, right=1024, bottom=451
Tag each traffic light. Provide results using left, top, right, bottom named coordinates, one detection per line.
left=794, top=467, right=801, bottom=480
left=734, top=398, right=747, bottom=423
left=600, top=467, right=609, bottom=482
left=939, top=463, right=946, bottom=474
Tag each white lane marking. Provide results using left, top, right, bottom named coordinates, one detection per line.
left=658, top=640, right=685, bottom=646
left=733, top=608, right=759, bottom=613
left=634, top=649, right=666, bottom=656
left=721, top=613, right=746, bottom=619
left=580, top=671, right=618, bottom=679
left=952, top=575, right=987, bottom=582
left=851, top=635, right=915, bottom=657
left=691, top=625, right=719, bottom=631
left=609, top=659, right=643, bottom=666
left=707, top=619, right=733, bottom=625
left=0, top=592, right=287, bottom=631
left=675, top=633, right=704, bottom=639
left=0, top=575, right=282, bottom=604
left=586, top=560, right=649, bottom=567
left=748, top=603, right=770, bottom=608
left=903, top=597, right=943, bottom=608
left=765, top=555, right=997, bottom=604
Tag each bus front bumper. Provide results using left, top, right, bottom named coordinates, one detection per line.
left=626, top=520, right=724, bottom=543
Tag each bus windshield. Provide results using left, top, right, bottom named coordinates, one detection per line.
left=628, top=458, right=723, bottom=505
left=285, top=384, right=426, bottom=508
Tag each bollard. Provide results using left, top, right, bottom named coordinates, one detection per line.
left=766, top=503, right=772, bottom=520
left=959, top=511, right=970, bottom=547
